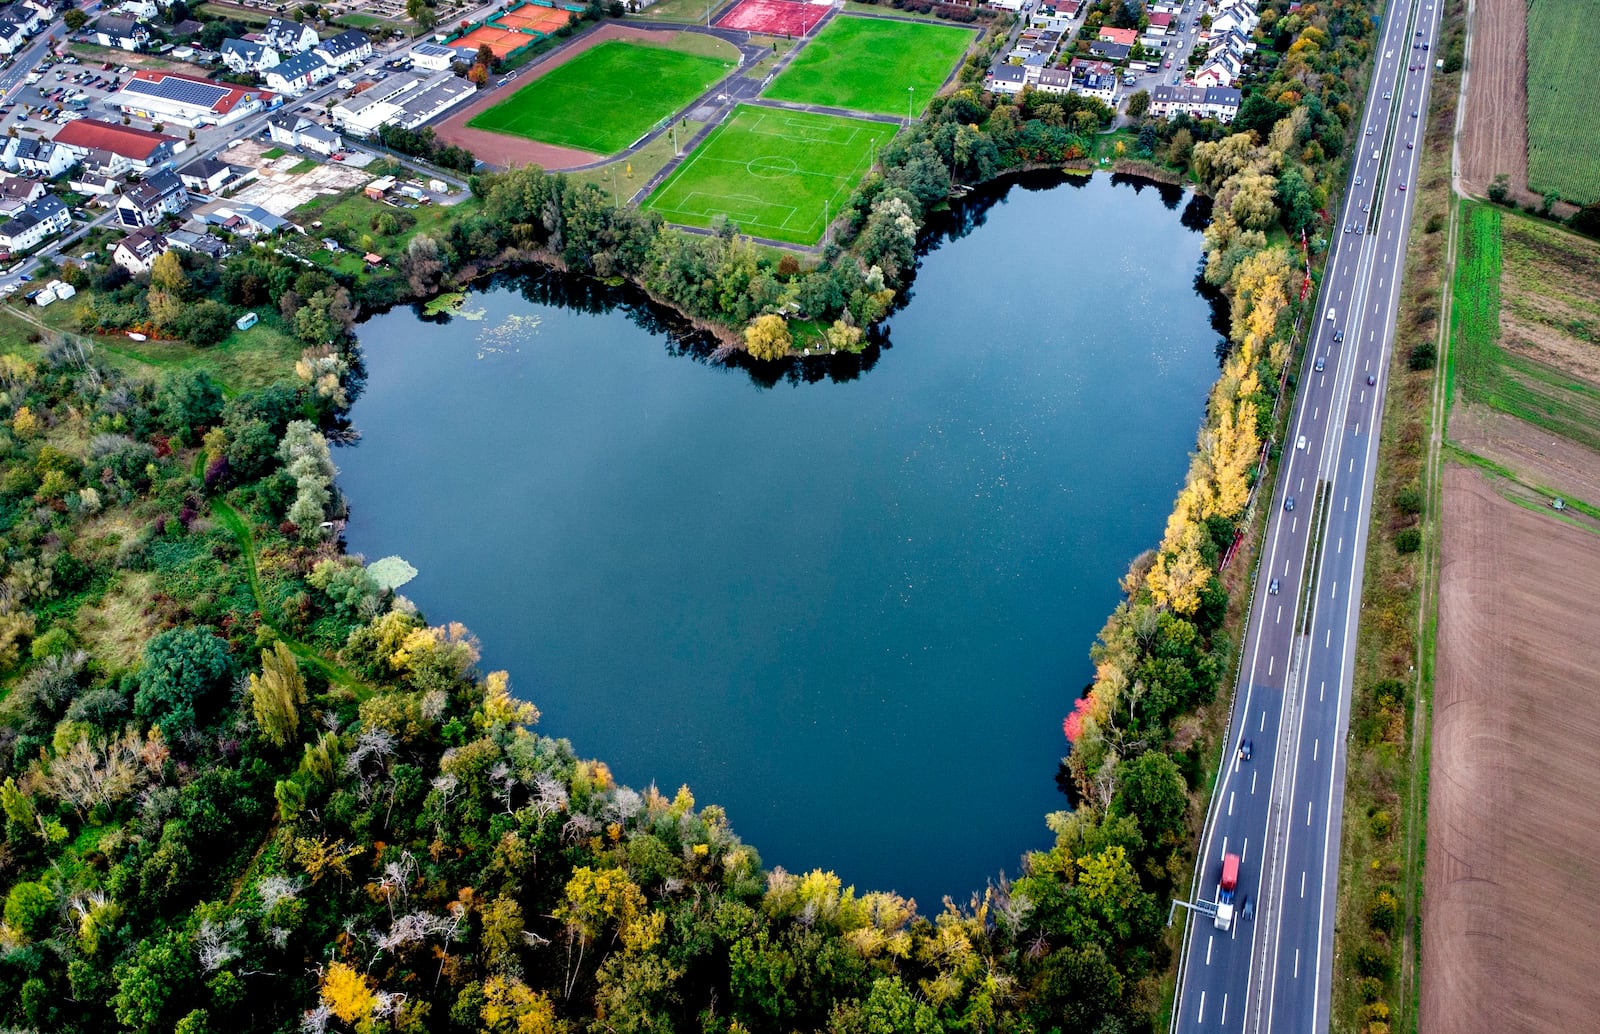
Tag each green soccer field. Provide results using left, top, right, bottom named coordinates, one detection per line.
left=760, top=15, right=974, bottom=117
left=467, top=40, right=733, bottom=155
left=643, top=105, right=888, bottom=245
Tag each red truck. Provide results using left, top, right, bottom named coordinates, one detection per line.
left=1214, top=853, right=1240, bottom=930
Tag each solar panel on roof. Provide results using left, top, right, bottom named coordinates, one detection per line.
left=122, top=76, right=231, bottom=108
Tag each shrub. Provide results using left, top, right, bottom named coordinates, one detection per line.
left=1394, top=527, right=1421, bottom=554
left=4, top=881, right=55, bottom=940
left=1394, top=484, right=1424, bottom=515
left=1408, top=341, right=1436, bottom=369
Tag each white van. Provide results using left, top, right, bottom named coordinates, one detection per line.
left=1372, top=149, right=1380, bottom=161
left=1296, top=435, right=1308, bottom=450
left=1326, top=307, right=1336, bottom=322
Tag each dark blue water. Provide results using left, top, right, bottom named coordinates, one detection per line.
left=338, top=173, right=1221, bottom=906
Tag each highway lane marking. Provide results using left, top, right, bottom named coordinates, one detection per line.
left=1252, top=771, right=1258, bottom=794
left=1320, top=680, right=1326, bottom=701
left=1350, top=458, right=1355, bottom=473
left=1267, top=655, right=1274, bottom=675
left=1206, top=935, right=1213, bottom=966
left=1221, top=994, right=1228, bottom=1025
left=1301, top=871, right=1306, bottom=898
left=1313, top=738, right=1319, bottom=761
left=1242, top=838, right=1248, bottom=863
left=1260, top=710, right=1266, bottom=731
left=1276, top=605, right=1282, bottom=624
left=1313, top=406, right=1319, bottom=420
left=1198, top=991, right=1206, bottom=1023
left=1307, top=801, right=1312, bottom=825
left=1291, top=517, right=1298, bottom=533
left=1298, top=477, right=1305, bottom=491
left=1295, top=949, right=1300, bottom=979
left=1344, top=496, right=1349, bottom=512
left=1326, top=629, right=1331, bottom=648
left=1331, top=581, right=1338, bottom=599
left=1229, top=791, right=1235, bottom=816
left=1337, top=536, right=1343, bottom=553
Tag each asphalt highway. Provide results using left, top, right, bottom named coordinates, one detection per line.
left=1170, top=0, right=1444, bottom=1029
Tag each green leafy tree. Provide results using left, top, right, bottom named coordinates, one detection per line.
left=133, top=628, right=234, bottom=733
left=4, top=881, right=55, bottom=941
left=156, top=370, right=224, bottom=438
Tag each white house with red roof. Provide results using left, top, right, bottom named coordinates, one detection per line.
left=51, top=119, right=185, bottom=172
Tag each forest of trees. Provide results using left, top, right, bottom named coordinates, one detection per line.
left=0, top=0, right=1398, bottom=1030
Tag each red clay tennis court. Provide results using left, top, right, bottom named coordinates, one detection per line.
left=497, top=5, right=573, bottom=33
left=456, top=24, right=530, bottom=57
left=714, top=0, right=830, bottom=36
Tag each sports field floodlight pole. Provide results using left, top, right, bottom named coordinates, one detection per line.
left=906, top=86, right=914, bottom=125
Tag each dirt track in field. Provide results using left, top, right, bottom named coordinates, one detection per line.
left=1422, top=464, right=1600, bottom=1033
left=431, top=24, right=671, bottom=170
left=1457, top=0, right=1535, bottom=204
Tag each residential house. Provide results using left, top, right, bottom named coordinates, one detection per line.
left=1148, top=84, right=1242, bottom=123
left=1033, top=66, right=1073, bottom=95
left=93, top=14, right=150, bottom=51
left=265, top=51, right=332, bottom=96
left=53, top=119, right=183, bottom=172
left=1088, top=40, right=1131, bottom=61
left=13, top=138, right=75, bottom=178
left=115, top=0, right=160, bottom=18
left=0, top=174, right=44, bottom=215
left=0, top=194, right=70, bottom=253
left=1022, top=51, right=1049, bottom=83
left=267, top=111, right=342, bottom=155
left=0, top=20, right=27, bottom=56
left=68, top=162, right=121, bottom=197
left=1147, top=11, right=1172, bottom=34
left=177, top=156, right=239, bottom=194
left=1096, top=26, right=1136, bottom=46
left=261, top=16, right=318, bottom=54
left=0, top=2, right=43, bottom=36
left=984, top=63, right=1027, bottom=95
left=171, top=19, right=204, bottom=38
left=1210, top=1, right=1260, bottom=37
left=314, top=29, right=372, bottom=69
left=165, top=228, right=229, bottom=260
left=115, top=168, right=187, bottom=227
left=1074, top=70, right=1119, bottom=102
left=221, top=38, right=280, bottom=74
left=1069, top=57, right=1116, bottom=79
left=987, top=0, right=1026, bottom=11
left=111, top=225, right=168, bottom=273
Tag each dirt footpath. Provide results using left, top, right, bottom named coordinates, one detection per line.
left=1422, top=464, right=1600, bottom=1033
left=1457, top=0, right=1533, bottom=203
left=431, top=24, right=681, bottom=171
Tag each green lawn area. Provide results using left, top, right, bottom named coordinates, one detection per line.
left=567, top=117, right=710, bottom=198
left=291, top=192, right=477, bottom=260
left=637, top=0, right=721, bottom=23
left=262, top=147, right=286, bottom=159
left=288, top=158, right=318, bottom=174
left=643, top=104, right=887, bottom=245
left=467, top=38, right=735, bottom=154
left=760, top=15, right=973, bottom=116
left=1526, top=0, right=1600, bottom=203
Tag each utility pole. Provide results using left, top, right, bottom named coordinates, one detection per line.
left=906, top=86, right=914, bottom=125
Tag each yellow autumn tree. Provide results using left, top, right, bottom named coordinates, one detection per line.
left=477, top=670, right=539, bottom=731
left=319, top=962, right=375, bottom=1024
left=481, top=975, right=564, bottom=1034
left=249, top=641, right=307, bottom=747
left=11, top=405, right=39, bottom=439
left=743, top=314, right=792, bottom=361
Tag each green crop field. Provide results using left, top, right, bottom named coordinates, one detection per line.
left=1450, top=202, right=1600, bottom=451
left=643, top=105, right=886, bottom=245
left=467, top=40, right=733, bottom=154
left=760, top=15, right=973, bottom=116
left=1526, top=0, right=1600, bottom=204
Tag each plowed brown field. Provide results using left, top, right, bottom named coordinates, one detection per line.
left=1457, top=0, right=1533, bottom=204
left=1422, top=465, right=1600, bottom=1033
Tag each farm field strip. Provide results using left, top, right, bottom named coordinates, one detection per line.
left=1525, top=0, right=1600, bottom=203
